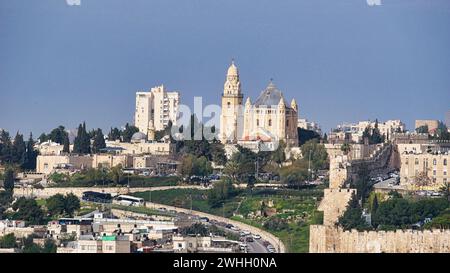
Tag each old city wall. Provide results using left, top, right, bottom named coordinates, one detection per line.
left=13, top=186, right=207, bottom=199
left=310, top=225, right=450, bottom=253
left=318, top=188, right=355, bottom=226
left=329, top=144, right=394, bottom=189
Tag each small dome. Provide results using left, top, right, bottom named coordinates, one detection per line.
left=131, top=132, right=147, bottom=142
left=227, top=60, right=239, bottom=76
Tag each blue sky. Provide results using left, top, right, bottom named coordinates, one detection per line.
left=0, top=0, right=449, bottom=137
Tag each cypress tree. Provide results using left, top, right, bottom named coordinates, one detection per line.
left=92, top=129, right=106, bottom=154
left=0, top=130, right=13, bottom=164
left=12, top=132, right=26, bottom=165
left=62, top=133, right=70, bottom=154
left=3, top=168, right=14, bottom=193
left=22, top=133, right=38, bottom=170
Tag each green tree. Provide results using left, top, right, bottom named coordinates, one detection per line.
left=92, top=128, right=106, bottom=154
left=340, top=143, right=351, bottom=155
left=64, top=193, right=80, bottom=217
left=415, top=125, right=429, bottom=134
left=12, top=132, right=26, bottom=165
left=42, top=238, right=57, bottom=253
left=121, top=123, right=139, bottom=142
left=279, top=160, right=309, bottom=188
left=11, top=197, right=45, bottom=225
left=0, top=233, right=17, bottom=248
left=300, top=139, right=328, bottom=171
left=271, top=141, right=286, bottom=167
left=439, top=182, right=450, bottom=202
left=3, top=168, right=15, bottom=193
left=49, top=126, right=68, bottom=144
left=338, top=192, right=369, bottom=231
left=179, top=223, right=209, bottom=236
left=62, top=133, right=70, bottom=154
left=73, top=122, right=91, bottom=154
left=38, top=133, right=48, bottom=143
left=297, top=128, right=321, bottom=146
left=109, top=165, right=123, bottom=185
left=207, top=179, right=235, bottom=208
left=108, top=127, right=121, bottom=141
left=46, top=194, right=66, bottom=216
left=0, top=130, right=13, bottom=164
left=22, top=133, right=38, bottom=170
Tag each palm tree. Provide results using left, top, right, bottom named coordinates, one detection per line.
left=439, top=182, right=450, bottom=202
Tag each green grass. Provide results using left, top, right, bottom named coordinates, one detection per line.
left=132, top=189, right=241, bottom=218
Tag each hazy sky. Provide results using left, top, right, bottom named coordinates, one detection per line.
left=1, top=0, right=449, bottom=137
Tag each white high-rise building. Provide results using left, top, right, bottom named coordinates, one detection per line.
left=134, top=85, right=180, bottom=137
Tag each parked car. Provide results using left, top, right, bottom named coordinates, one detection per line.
left=252, top=234, right=261, bottom=240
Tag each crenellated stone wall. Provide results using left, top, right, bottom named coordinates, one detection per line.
left=310, top=225, right=450, bottom=253
left=318, top=188, right=355, bottom=226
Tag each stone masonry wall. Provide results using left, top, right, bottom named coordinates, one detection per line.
left=310, top=225, right=450, bottom=253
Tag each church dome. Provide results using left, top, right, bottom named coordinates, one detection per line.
left=131, top=132, right=147, bottom=142
left=227, top=60, right=239, bottom=76
left=254, top=80, right=288, bottom=108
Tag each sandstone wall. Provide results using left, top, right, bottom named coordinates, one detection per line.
left=310, top=225, right=450, bottom=253
left=318, top=188, right=355, bottom=226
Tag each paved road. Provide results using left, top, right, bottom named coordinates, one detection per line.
left=144, top=202, right=286, bottom=253
left=215, top=224, right=269, bottom=253
left=247, top=239, right=269, bottom=253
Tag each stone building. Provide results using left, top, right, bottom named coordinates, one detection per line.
left=219, top=61, right=244, bottom=144
left=242, top=81, right=298, bottom=147
left=135, top=85, right=180, bottom=137
left=400, top=152, right=449, bottom=191
left=335, top=119, right=405, bottom=143
left=415, top=119, right=440, bottom=134
left=219, top=61, right=299, bottom=148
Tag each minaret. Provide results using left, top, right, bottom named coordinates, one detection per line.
left=219, top=60, right=244, bottom=144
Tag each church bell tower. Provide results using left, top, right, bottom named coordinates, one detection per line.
left=219, top=60, right=243, bottom=143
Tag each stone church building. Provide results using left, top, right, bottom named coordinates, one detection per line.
left=219, top=61, right=299, bottom=148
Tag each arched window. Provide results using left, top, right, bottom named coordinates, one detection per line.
left=415, top=158, right=419, bottom=165
left=433, top=159, right=437, bottom=165
left=444, top=159, right=448, bottom=166
left=227, top=102, right=231, bottom=109
left=269, top=119, right=272, bottom=127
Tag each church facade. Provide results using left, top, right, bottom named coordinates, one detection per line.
left=219, top=61, right=299, bottom=148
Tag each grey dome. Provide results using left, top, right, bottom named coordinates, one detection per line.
left=254, top=81, right=288, bottom=108
left=131, top=132, right=147, bottom=141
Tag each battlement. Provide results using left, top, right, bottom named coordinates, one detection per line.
left=310, top=225, right=450, bottom=253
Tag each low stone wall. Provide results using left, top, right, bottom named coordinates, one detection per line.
left=13, top=186, right=207, bottom=199
left=310, top=225, right=450, bottom=253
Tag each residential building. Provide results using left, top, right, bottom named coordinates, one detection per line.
left=36, top=155, right=93, bottom=175
left=415, top=120, right=440, bottom=134
left=336, top=119, right=405, bottom=143
left=400, top=152, right=449, bottom=191
left=134, top=85, right=180, bottom=137
left=173, top=235, right=239, bottom=253
left=298, top=118, right=322, bottom=135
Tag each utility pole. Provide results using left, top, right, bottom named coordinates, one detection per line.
left=308, top=150, right=312, bottom=181
left=255, top=157, right=259, bottom=180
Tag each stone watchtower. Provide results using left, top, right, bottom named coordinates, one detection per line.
left=219, top=60, right=244, bottom=144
